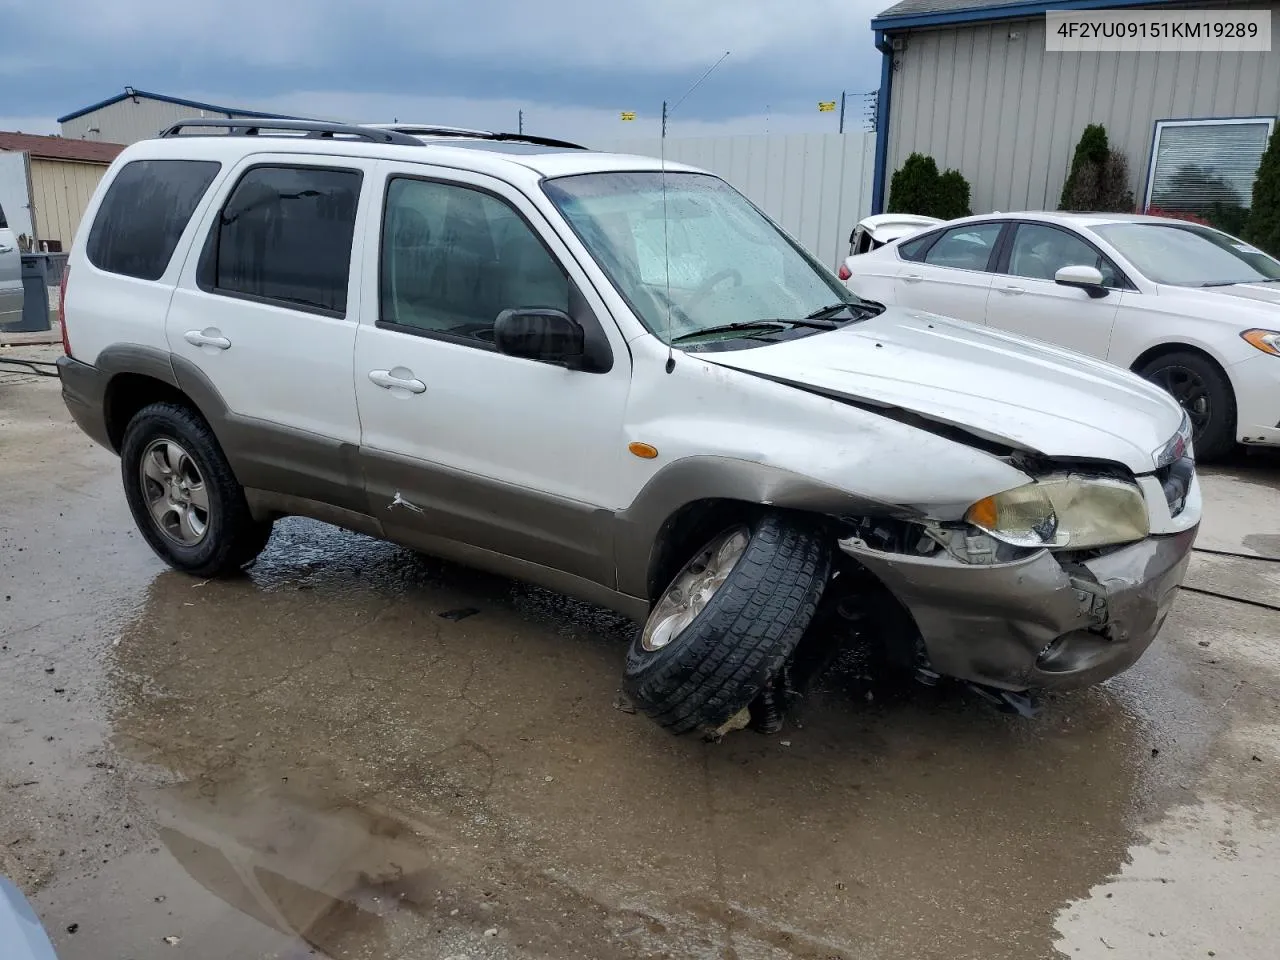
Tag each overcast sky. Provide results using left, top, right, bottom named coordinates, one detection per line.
left=0, top=0, right=887, bottom=143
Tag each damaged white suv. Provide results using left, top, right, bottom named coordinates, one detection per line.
left=57, top=120, right=1199, bottom=735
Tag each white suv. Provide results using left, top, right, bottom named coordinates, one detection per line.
left=57, top=119, right=1200, bottom=735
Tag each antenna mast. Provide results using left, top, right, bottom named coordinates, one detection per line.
left=661, top=50, right=730, bottom=374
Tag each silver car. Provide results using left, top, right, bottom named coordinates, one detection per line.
left=0, top=198, right=21, bottom=328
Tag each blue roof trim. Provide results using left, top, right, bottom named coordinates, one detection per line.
left=57, top=89, right=308, bottom=124
left=872, top=0, right=1168, bottom=31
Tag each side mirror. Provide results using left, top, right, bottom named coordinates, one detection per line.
left=1055, top=264, right=1108, bottom=299
left=494, top=308, right=586, bottom=368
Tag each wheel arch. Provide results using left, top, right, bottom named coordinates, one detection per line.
left=615, top=457, right=893, bottom=601
left=95, top=345, right=212, bottom=452
left=1130, top=341, right=1232, bottom=379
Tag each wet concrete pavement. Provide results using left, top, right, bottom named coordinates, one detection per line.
left=2, top=376, right=1279, bottom=960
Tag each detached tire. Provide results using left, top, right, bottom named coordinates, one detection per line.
left=121, top=402, right=273, bottom=577
left=625, top=513, right=832, bottom=735
left=1138, top=351, right=1236, bottom=460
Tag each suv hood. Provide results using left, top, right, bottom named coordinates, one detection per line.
left=701, top=308, right=1182, bottom=473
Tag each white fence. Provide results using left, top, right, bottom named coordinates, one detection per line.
left=595, top=131, right=877, bottom=268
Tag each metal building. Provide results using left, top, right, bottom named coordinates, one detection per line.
left=870, top=0, right=1280, bottom=219
left=0, top=132, right=125, bottom=251
left=58, top=88, right=307, bottom=146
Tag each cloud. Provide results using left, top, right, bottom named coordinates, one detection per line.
left=3, top=0, right=887, bottom=134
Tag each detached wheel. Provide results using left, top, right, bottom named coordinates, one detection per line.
left=121, top=402, right=273, bottom=577
left=625, top=513, right=832, bottom=735
left=1138, top=351, right=1236, bottom=460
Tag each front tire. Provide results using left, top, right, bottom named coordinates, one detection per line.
left=624, top=513, right=832, bottom=735
left=1138, top=351, right=1236, bottom=460
left=120, top=402, right=273, bottom=576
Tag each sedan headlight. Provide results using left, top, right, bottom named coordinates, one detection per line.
left=1241, top=329, right=1280, bottom=356
left=1153, top=411, right=1194, bottom=469
left=965, top=475, right=1149, bottom=550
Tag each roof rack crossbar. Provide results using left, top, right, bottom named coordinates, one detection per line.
left=159, top=118, right=425, bottom=147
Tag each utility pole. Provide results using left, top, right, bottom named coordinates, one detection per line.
left=518, top=110, right=524, bottom=135
left=661, top=100, right=668, bottom=139
left=838, top=91, right=847, bottom=134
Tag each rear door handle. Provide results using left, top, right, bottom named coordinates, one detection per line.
left=998, top=285, right=1026, bottom=296
left=0, top=246, right=13, bottom=254
left=901, top=273, right=924, bottom=284
left=183, top=329, right=231, bottom=350
left=369, top=368, right=427, bottom=394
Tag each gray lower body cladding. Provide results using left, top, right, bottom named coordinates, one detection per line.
left=840, top=527, right=1198, bottom=691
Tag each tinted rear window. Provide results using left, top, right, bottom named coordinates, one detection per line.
left=87, top=159, right=221, bottom=280
left=199, top=165, right=361, bottom=316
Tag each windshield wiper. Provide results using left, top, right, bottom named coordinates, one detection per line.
left=805, top=302, right=860, bottom=319
left=1200, top=278, right=1280, bottom=287
left=670, top=321, right=790, bottom=344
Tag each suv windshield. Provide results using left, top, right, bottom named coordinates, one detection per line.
left=1093, top=221, right=1280, bottom=287
left=543, top=171, right=866, bottom=343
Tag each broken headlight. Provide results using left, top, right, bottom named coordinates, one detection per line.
left=965, top=475, right=1149, bottom=550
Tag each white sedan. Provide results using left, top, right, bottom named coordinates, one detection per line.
left=840, top=212, right=1280, bottom=458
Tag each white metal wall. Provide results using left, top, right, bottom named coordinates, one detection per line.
left=886, top=0, right=1280, bottom=214
left=60, top=98, right=237, bottom=145
left=598, top=132, right=877, bottom=267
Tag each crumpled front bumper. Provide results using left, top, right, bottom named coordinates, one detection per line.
left=839, top=527, right=1198, bottom=691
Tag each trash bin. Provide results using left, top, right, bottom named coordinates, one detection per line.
left=13, top=254, right=51, bottom=333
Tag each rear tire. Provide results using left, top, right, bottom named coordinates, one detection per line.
left=1138, top=351, right=1236, bottom=460
left=120, top=402, right=273, bottom=577
left=624, top=513, right=832, bottom=735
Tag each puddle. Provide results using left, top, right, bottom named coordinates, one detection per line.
left=91, top=519, right=1216, bottom=959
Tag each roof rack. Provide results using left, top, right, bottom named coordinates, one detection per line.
left=371, top=124, right=588, bottom=151
left=158, top=118, right=425, bottom=147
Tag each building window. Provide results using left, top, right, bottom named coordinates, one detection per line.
left=1145, top=118, right=1275, bottom=235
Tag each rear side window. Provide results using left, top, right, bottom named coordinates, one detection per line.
left=199, top=165, right=361, bottom=316
left=0, top=200, right=7, bottom=228
left=923, top=223, right=1003, bottom=270
left=898, top=231, right=936, bottom=262
left=87, top=160, right=220, bottom=280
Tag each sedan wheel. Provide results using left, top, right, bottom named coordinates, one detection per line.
left=1138, top=350, right=1237, bottom=461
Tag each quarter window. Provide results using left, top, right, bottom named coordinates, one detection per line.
left=1007, top=223, right=1121, bottom=286
left=87, top=160, right=221, bottom=280
left=380, top=177, right=569, bottom=344
left=201, top=165, right=361, bottom=315
left=898, top=231, right=936, bottom=262
left=922, top=223, right=1002, bottom=271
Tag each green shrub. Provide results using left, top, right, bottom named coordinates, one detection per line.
left=935, top=169, right=972, bottom=219
left=1059, top=124, right=1134, bottom=213
left=887, top=153, right=940, bottom=216
left=1244, top=127, right=1280, bottom=255
left=887, top=153, right=972, bottom=219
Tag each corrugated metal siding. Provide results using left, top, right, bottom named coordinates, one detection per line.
left=886, top=0, right=1280, bottom=212
left=29, top=159, right=110, bottom=248
left=60, top=99, right=235, bottom=145
left=597, top=132, right=877, bottom=266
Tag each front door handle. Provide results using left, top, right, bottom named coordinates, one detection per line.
left=998, top=285, right=1026, bottom=296
left=901, top=273, right=924, bottom=284
left=0, top=245, right=13, bottom=254
left=184, top=328, right=231, bottom=350
left=369, top=368, right=427, bottom=394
